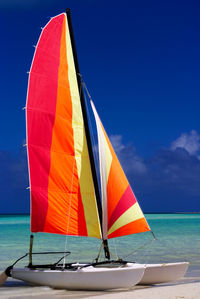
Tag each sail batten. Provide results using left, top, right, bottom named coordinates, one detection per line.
left=27, top=13, right=101, bottom=239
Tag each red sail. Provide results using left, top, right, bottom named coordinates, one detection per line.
left=26, top=14, right=101, bottom=238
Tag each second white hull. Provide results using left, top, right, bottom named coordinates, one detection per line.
left=11, top=263, right=145, bottom=290
left=138, top=262, right=189, bottom=285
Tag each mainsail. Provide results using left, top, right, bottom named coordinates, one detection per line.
left=26, top=13, right=101, bottom=238
left=91, top=101, right=150, bottom=240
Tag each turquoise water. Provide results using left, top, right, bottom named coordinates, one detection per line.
left=0, top=214, right=200, bottom=275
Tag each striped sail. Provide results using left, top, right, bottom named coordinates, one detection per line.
left=26, top=13, right=101, bottom=238
left=91, top=101, right=150, bottom=239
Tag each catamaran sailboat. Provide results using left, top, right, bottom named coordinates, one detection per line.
left=2, top=9, right=188, bottom=290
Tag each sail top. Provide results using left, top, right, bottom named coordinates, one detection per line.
left=91, top=101, right=150, bottom=239
left=26, top=13, right=101, bottom=239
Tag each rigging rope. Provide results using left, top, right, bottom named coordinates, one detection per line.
left=112, top=238, right=119, bottom=259
left=122, top=236, right=156, bottom=259
left=63, top=156, right=76, bottom=267
left=95, top=241, right=119, bottom=262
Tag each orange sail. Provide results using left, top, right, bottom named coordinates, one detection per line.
left=91, top=101, right=150, bottom=239
left=26, top=13, right=101, bottom=238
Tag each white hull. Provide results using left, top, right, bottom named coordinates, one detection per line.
left=11, top=263, right=145, bottom=290
left=138, top=262, right=189, bottom=285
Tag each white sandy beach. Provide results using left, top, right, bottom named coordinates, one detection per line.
left=1, top=277, right=200, bottom=299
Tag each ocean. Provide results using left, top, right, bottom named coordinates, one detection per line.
left=0, top=214, right=200, bottom=277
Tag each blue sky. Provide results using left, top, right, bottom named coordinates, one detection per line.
left=0, top=0, right=200, bottom=213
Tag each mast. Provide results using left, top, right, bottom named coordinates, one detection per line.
left=66, top=9, right=110, bottom=259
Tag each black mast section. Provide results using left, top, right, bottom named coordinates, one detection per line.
left=66, top=9, right=110, bottom=260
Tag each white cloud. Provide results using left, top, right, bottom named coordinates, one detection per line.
left=170, top=130, right=200, bottom=157
left=109, top=135, right=147, bottom=175
left=109, top=135, right=125, bottom=152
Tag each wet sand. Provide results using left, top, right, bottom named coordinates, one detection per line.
left=1, top=276, right=200, bottom=299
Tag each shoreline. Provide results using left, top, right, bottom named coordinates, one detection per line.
left=1, top=276, right=200, bottom=299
